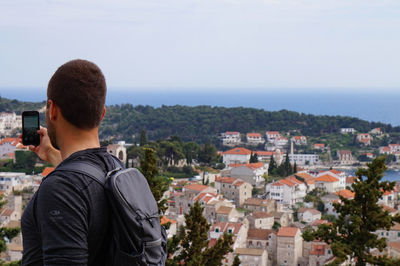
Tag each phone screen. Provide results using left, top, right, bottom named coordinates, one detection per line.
left=22, top=111, right=40, bottom=146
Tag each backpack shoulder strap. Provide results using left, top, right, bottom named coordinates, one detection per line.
left=54, top=161, right=107, bottom=186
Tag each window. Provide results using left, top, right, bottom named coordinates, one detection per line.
left=215, top=228, right=219, bottom=233
left=232, top=192, right=234, bottom=195
left=398, top=232, right=400, bottom=237
left=223, top=184, right=225, bottom=187
left=244, top=192, right=246, bottom=195
left=328, top=250, right=331, bottom=254
left=381, top=232, right=384, bottom=236
left=188, top=204, right=191, bottom=207
left=228, top=228, right=233, bottom=234
left=387, top=232, right=389, bottom=236
left=229, top=185, right=231, bottom=188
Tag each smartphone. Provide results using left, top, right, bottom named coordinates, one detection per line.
left=22, top=111, right=40, bottom=146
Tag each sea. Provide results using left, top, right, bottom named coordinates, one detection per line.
left=344, top=170, right=400, bottom=183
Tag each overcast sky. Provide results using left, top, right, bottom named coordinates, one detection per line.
left=1, top=0, right=399, bottom=93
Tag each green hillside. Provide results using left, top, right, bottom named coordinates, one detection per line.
left=1, top=97, right=398, bottom=144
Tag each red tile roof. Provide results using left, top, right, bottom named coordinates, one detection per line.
left=229, top=162, right=264, bottom=169
left=247, top=133, right=261, bottom=137
left=298, top=208, right=321, bottom=215
left=346, top=176, right=357, bottom=184
left=41, top=167, right=55, bottom=177
left=247, top=228, right=273, bottom=240
left=216, top=206, right=233, bottom=215
left=314, top=143, right=325, bottom=148
left=224, top=147, right=252, bottom=155
left=233, top=181, right=245, bottom=187
left=184, top=184, right=209, bottom=192
left=277, top=227, right=299, bottom=237
left=225, top=131, right=240, bottom=135
left=215, top=176, right=237, bottom=184
left=160, top=216, right=177, bottom=225
left=251, top=212, right=274, bottom=219
left=335, top=189, right=355, bottom=199
left=329, top=169, right=344, bottom=175
left=254, top=151, right=275, bottom=156
left=310, top=244, right=326, bottom=255
left=0, top=208, right=14, bottom=217
left=314, top=174, right=339, bottom=183
left=311, top=219, right=329, bottom=226
left=266, top=131, right=280, bottom=135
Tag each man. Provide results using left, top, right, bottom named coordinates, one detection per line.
left=21, top=59, right=117, bottom=265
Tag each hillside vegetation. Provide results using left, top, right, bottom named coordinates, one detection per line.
left=1, top=97, right=399, bottom=144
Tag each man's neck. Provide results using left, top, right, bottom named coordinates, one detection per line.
left=58, top=128, right=101, bottom=161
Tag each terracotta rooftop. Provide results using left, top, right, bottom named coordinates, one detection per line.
left=253, top=151, right=275, bottom=156
left=233, top=181, right=245, bottom=187
left=389, top=241, right=400, bottom=252
left=184, top=184, right=209, bottom=192
left=247, top=133, right=262, bottom=137
left=41, top=167, right=55, bottom=177
left=346, top=176, right=357, bottom=184
left=225, top=131, right=240, bottom=135
left=0, top=208, right=14, bottom=217
left=266, top=131, right=280, bottom=135
left=294, top=172, right=315, bottom=180
left=335, top=189, right=355, bottom=199
left=314, top=174, right=339, bottom=183
left=311, top=219, right=329, bottom=226
left=244, top=198, right=272, bottom=206
left=216, top=206, right=233, bottom=215
left=215, top=176, right=237, bottom=184
left=247, top=228, right=273, bottom=240
left=160, top=216, right=177, bottom=225
left=310, top=244, right=326, bottom=255
left=224, top=147, right=252, bottom=155
left=298, top=208, right=321, bottom=215
left=229, top=162, right=264, bottom=169
left=251, top=211, right=274, bottom=219
left=235, top=248, right=265, bottom=256
left=329, top=169, right=345, bottom=175
left=211, top=222, right=242, bottom=235
left=390, top=223, right=400, bottom=231
left=277, top=227, right=299, bottom=237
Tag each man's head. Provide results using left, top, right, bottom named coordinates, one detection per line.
left=46, top=59, right=107, bottom=148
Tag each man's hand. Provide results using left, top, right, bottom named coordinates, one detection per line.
left=18, top=127, right=62, bottom=167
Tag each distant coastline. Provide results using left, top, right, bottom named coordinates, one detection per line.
left=1, top=89, right=400, bottom=126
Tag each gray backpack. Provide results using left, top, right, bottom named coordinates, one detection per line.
left=58, top=159, right=167, bottom=265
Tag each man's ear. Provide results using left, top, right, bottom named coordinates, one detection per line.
left=48, top=99, right=58, bottom=121
left=100, top=106, right=106, bottom=121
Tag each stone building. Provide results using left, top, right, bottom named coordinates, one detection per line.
left=276, top=227, right=303, bottom=266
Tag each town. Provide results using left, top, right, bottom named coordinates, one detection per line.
left=1, top=110, right=400, bottom=265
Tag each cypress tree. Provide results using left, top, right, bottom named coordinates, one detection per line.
left=140, top=129, right=147, bottom=146
left=284, top=152, right=292, bottom=176
left=232, top=254, right=241, bottom=266
left=268, top=155, right=277, bottom=176
left=293, top=162, right=297, bottom=173
left=303, top=157, right=400, bottom=265
left=140, top=148, right=169, bottom=214
left=172, top=202, right=233, bottom=266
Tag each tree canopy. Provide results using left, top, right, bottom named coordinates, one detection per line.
left=303, top=157, right=400, bottom=265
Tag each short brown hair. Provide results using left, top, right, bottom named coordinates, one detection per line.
left=47, top=59, right=107, bottom=129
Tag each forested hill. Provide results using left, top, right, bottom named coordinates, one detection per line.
left=1, top=97, right=399, bottom=143
left=101, top=104, right=399, bottom=143
left=0, top=97, right=46, bottom=114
